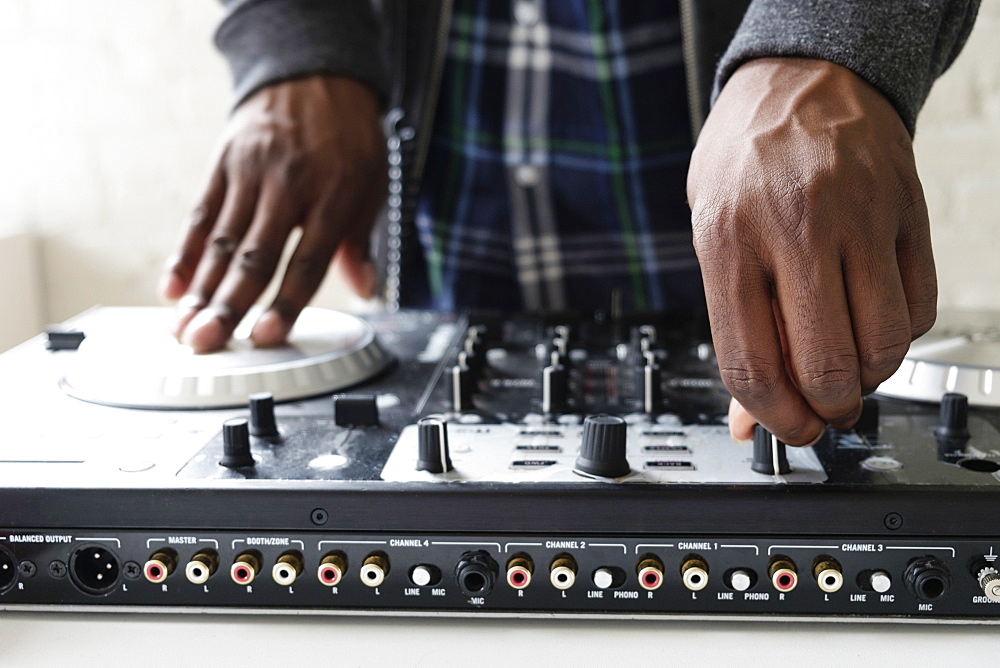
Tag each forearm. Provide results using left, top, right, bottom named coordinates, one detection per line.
left=713, top=0, right=981, bottom=134
left=215, top=0, right=389, bottom=109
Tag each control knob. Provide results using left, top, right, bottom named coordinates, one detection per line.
left=751, top=424, right=791, bottom=475
left=417, top=417, right=453, bottom=473
left=575, top=415, right=630, bottom=478
left=220, top=418, right=255, bottom=468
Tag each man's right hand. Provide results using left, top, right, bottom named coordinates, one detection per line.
left=159, top=75, right=387, bottom=353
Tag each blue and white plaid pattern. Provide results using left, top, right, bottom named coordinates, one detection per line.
left=411, top=0, right=703, bottom=312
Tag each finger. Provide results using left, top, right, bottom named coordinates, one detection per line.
left=706, top=253, right=826, bottom=446
left=773, top=250, right=862, bottom=430
left=172, top=181, right=258, bottom=341
left=160, top=165, right=227, bottom=301
left=181, top=184, right=299, bottom=353
left=250, top=206, right=346, bottom=347
left=842, top=245, right=912, bottom=395
left=333, top=234, right=377, bottom=299
left=728, top=397, right=757, bottom=442
left=893, top=180, right=937, bottom=339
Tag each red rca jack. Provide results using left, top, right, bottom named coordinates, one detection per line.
left=230, top=551, right=262, bottom=585
left=143, top=549, right=178, bottom=584
left=637, top=554, right=665, bottom=591
left=506, top=554, right=534, bottom=590
left=317, top=552, right=348, bottom=587
left=813, top=556, right=844, bottom=594
left=549, top=554, right=577, bottom=590
left=184, top=550, right=218, bottom=585
left=680, top=555, right=709, bottom=592
left=769, top=556, right=798, bottom=593
left=359, top=552, right=390, bottom=587
left=272, top=551, right=304, bottom=587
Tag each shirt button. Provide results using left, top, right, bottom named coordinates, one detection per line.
left=514, top=164, right=542, bottom=187
left=514, top=0, right=540, bottom=27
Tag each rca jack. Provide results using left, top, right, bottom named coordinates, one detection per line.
left=230, top=551, right=262, bottom=585
left=185, top=550, right=218, bottom=585
left=637, top=555, right=664, bottom=591
left=506, top=554, right=534, bottom=590
left=549, top=554, right=577, bottom=590
left=813, top=557, right=844, bottom=593
left=317, top=552, right=348, bottom=587
left=143, top=549, right=178, bottom=584
left=272, top=551, right=304, bottom=586
left=680, top=555, right=709, bottom=591
left=359, top=552, right=390, bottom=587
left=769, top=556, right=798, bottom=593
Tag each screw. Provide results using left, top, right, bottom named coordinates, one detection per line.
left=123, top=561, right=142, bottom=580
left=48, top=560, right=67, bottom=578
left=884, top=512, right=904, bottom=530
left=18, top=561, right=36, bottom=578
left=311, top=508, right=329, bottom=526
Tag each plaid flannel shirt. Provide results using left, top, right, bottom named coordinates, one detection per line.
left=412, top=0, right=704, bottom=313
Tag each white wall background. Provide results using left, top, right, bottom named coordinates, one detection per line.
left=1, top=1, right=998, bottom=351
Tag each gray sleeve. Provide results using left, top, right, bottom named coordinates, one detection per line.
left=214, top=0, right=389, bottom=109
left=712, top=0, right=981, bottom=135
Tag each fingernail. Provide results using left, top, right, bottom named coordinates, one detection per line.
left=251, top=309, right=291, bottom=348
left=733, top=438, right=750, bottom=446
left=181, top=308, right=229, bottom=354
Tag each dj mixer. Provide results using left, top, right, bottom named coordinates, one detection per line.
left=1, top=306, right=999, bottom=622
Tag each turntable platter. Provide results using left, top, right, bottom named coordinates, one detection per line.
left=60, top=307, right=394, bottom=409
left=877, top=309, right=1000, bottom=407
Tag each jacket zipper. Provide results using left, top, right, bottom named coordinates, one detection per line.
left=383, top=0, right=454, bottom=312
left=678, top=0, right=704, bottom=141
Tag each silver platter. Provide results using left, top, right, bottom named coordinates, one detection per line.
left=877, top=310, right=1000, bottom=407
left=61, top=307, right=393, bottom=409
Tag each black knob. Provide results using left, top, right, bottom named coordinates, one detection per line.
left=221, top=418, right=255, bottom=468
left=936, top=392, right=970, bottom=441
left=575, top=415, right=630, bottom=478
left=417, top=417, right=453, bottom=473
left=542, top=364, right=568, bottom=414
left=249, top=392, right=279, bottom=438
left=751, top=424, right=791, bottom=474
left=853, top=396, right=880, bottom=440
left=333, top=394, right=379, bottom=427
left=45, top=328, right=86, bottom=351
left=643, top=363, right=662, bottom=415
left=450, top=364, right=474, bottom=412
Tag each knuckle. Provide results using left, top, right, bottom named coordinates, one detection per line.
left=719, top=357, right=783, bottom=406
left=207, top=235, right=237, bottom=260
left=186, top=204, right=214, bottom=233
left=794, top=353, right=859, bottom=401
left=859, top=329, right=911, bottom=376
left=236, top=247, right=279, bottom=281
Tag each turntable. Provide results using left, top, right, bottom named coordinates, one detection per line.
left=1, top=306, right=999, bottom=622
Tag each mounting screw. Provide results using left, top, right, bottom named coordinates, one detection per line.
left=311, top=508, right=329, bottom=526
left=884, top=512, right=904, bottom=531
left=18, top=561, right=37, bottom=578
left=48, top=560, right=67, bottom=579
left=123, top=561, right=142, bottom=580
